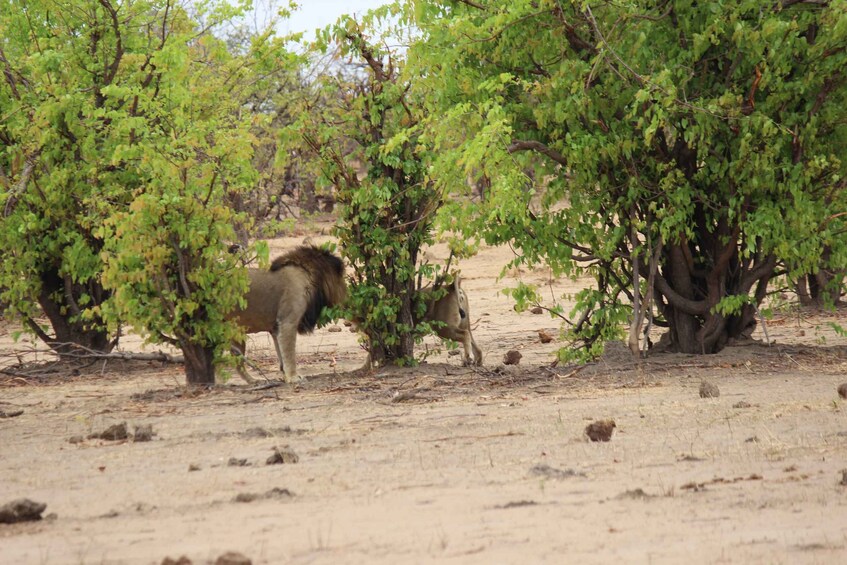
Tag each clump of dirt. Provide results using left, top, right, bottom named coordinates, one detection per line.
left=699, top=381, right=720, bottom=398
left=529, top=464, right=585, bottom=479
left=838, top=383, right=847, bottom=399
left=133, top=424, right=154, bottom=442
left=241, top=426, right=299, bottom=439
left=503, top=350, right=522, bottom=365
left=585, top=419, right=616, bottom=442
left=88, top=422, right=128, bottom=441
left=0, top=498, right=47, bottom=523
left=227, top=458, right=250, bottom=467
left=215, top=551, right=252, bottom=565
left=733, top=400, right=752, bottom=408
left=161, top=557, right=192, bottom=565
left=496, top=500, right=538, bottom=509
left=266, top=446, right=299, bottom=465
left=538, top=330, right=554, bottom=344
left=233, top=488, right=294, bottom=503
left=0, top=409, right=23, bottom=418
left=840, top=469, right=847, bottom=487
left=616, top=488, right=654, bottom=500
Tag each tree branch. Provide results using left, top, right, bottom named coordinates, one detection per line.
left=651, top=271, right=709, bottom=316
left=508, top=140, right=568, bottom=168
left=453, top=0, right=486, bottom=9
left=98, top=0, right=124, bottom=85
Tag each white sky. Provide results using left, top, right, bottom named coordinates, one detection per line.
left=278, top=0, right=391, bottom=39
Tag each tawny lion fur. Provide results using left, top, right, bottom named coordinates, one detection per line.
left=228, top=245, right=346, bottom=384
left=360, top=276, right=483, bottom=370
left=422, top=276, right=483, bottom=366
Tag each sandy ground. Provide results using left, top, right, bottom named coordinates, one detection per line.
left=2, top=226, right=847, bottom=564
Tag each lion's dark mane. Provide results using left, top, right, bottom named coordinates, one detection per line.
left=270, top=246, right=346, bottom=334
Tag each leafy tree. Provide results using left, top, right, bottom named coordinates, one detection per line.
left=0, top=0, right=143, bottom=353
left=410, top=0, right=847, bottom=359
left=0, top=0, right=270, bottom=383
left=224, top=9, right=319, bottom=233
left=97, top=3, right=269, bottom=385
left=283, top=10, right=447, bottom=366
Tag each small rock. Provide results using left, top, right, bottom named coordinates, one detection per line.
left=161, top=557, right=193, bottom=565
left=88, top=422, right=129, bottom=441
left=0, top=409, right=23, bottom=418
left=227, top=458, right=250, bottom=467
left=68, top=435, right=84, bottom=444
left=585, top=419, right=616, bottom=442
left=733, top=401, right=752, bottom=409
left=530, top=307, right=543, bottom=314
left=699, top=381, right=720, bottom=398
left=538, top=330, right=554, bottom=344
left=745, top=436, right=759, bottom=443
left=215, top=552, right=252, bottom=565
left=503, top=350, right=522, bottom=365
left=447, top=349, right=460, bottom=357
left=840, top=469, right=847, bottom=487
left=267, top=446, right=299, bottom=465
left=838, top=383, right=847, bottom=400
left=327, top=326, right=342, bottom=333
left=343, top=320, right=353, bottom=327
left=133, top=424, right=154, bottom=442
left=188, top=464, right=201, bottom=472
left=0, top=498, right=47, bottom=524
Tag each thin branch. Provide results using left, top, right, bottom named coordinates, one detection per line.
left=453, top=0, right=486, bottom=9
left=98, top=0, right=124, bottom=85
left=508, top=140, right=569, bottom=168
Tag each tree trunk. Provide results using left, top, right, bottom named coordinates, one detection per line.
left=180, top=339, right=216, bottom=386
left=299, top=178, right=319, bottom=214
left=796, top=252, right=843, bottom=308
left=654, top=241, right=771, bottom=355
left=367, top=274, right=416, bottom=366
left=35, top=269, right=112, bottom=355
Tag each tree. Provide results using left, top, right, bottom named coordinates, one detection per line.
left=283, top=9, right=447, bottom=366
left=97, top=3, right=268, bottom=385
left=0, top=0, right=269, bottom=383
left=224, top=12, right=320, bottom=232
left=0, top=0, right=140, bottom=353
left=410, top=0, right=847, bottom=359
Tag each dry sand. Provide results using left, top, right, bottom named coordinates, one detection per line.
left=2, top=227, right=847, bottom=564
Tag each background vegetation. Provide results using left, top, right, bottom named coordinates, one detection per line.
left=2, top=0, right=845, bottom=383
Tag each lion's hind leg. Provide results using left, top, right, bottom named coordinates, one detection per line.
left=274, top=322, right=301, bottom=384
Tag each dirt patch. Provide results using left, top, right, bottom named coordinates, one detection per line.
left=2, top=230, right=847, bottom=563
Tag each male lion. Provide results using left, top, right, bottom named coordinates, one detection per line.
left=229, top=245, right=347, bottom=384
